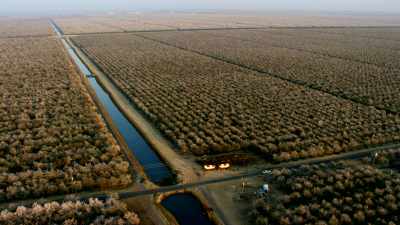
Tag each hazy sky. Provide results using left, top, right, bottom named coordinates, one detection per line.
left=1, top=0, right=400, bottom=14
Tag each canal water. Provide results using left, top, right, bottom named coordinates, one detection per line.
left=86, top=74, right=174, bottom=184
left=162, top=194, right=216, bottom=225
left=51, top=21, right=215, bottom=225
left=52, top=23, right=174, bottom=185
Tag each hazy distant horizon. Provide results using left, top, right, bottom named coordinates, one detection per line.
left=1, top=0, right=400, bottom=16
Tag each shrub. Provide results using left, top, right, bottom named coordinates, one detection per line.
left=0, top=198, right=140, bottom=225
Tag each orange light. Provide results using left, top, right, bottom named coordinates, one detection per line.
left=204, top=165, right=216, bottom=170
left=219, top=163, right=230, bottom=169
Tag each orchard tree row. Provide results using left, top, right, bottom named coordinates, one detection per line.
left=200, top=29, right=400, bottom=68
left=73, top=34, right=400, bottom=162
left=251, top=162, right=400, bottom=225
left=139, top=30, right=400, bottom=113
left=53, top=14, right=400, bottom=35
left=0, top=38, right=132, bottom=202
left=238, top=28, right=400, bottom=52
left=0, top=19, right=53, bottom=38
left=0, top=198, right=140, bottom=225
left=53, top=17, right=124, bottom=35
left=305, top=28, right=400, bottom=42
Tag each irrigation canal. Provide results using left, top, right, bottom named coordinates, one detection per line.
left=51, top=21, right=173, bottom=185
left=50, top=20, right=217, bottom=225
left=162, top=194, right=216, bottom=225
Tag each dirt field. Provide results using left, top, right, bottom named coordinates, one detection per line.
left=205, top=177, right=266, bottom=225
